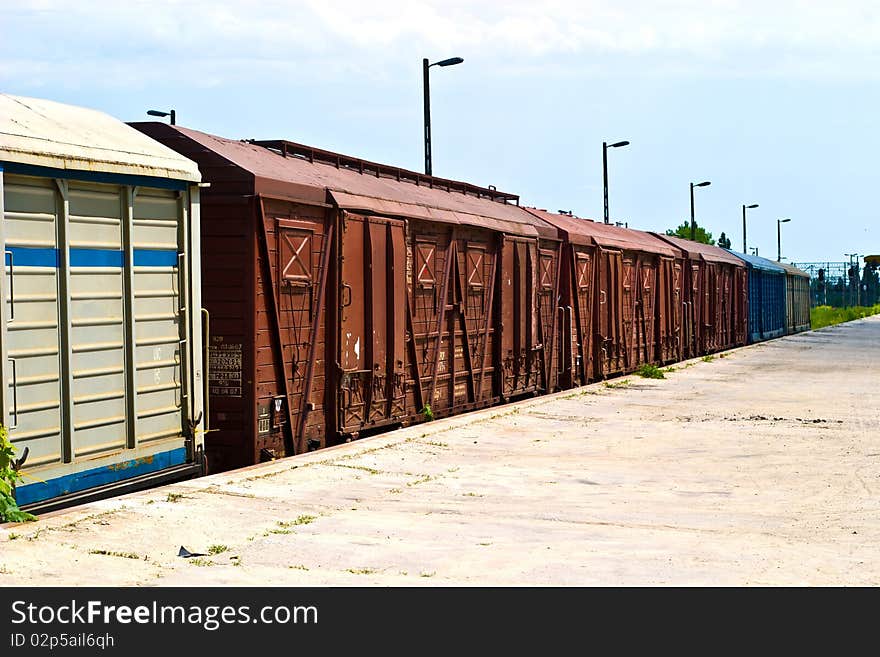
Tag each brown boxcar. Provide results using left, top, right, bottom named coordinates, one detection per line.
left=130, top=123, right=559, bottom=471
left=129, top=123, right=337, bottom=471
left=323, top=184, right=559, bottom=424
left=521, top=209, right=597, bottom=388
left=525, top=210, right=683, bottom=381
left=777, top=262, right=811, bottom=334
left=653, top=234, right=748, bottom=356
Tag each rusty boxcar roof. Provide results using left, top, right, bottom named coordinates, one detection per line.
left=130, top=123, right=556, bottom=239
left=522, top=208, right=595, bottom=246
left=652, top=233, right=746, bottom=267
left=776, top=262, right=810, bottom=279
left=524, top=208, right=680, bottom=257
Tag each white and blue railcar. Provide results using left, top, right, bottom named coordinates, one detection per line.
left=0, top=95, right=206, bottom=512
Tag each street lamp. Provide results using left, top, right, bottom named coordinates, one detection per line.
left=777, top=218, right=791, bottom=262
left=147, top=109, right=176, bottom=125
left=689, top=181, right=711, bottom=240
left=742, top=203, right=758, bottom=252
left=603, top=140, right=630, bottom=225
left=423, top=56, right=464, bottom=176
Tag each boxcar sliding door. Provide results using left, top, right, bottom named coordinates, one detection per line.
left=497, top=236, right=540, bottom=400
left=568, top=246, right=595, bottom=386
left=337, top=212, right=406, bottom=438
left=595, top=247, right=625, bottom=377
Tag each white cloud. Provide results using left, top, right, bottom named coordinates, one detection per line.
left=2, top=0, right=880, bottom=89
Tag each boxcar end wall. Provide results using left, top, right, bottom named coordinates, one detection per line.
left=1, top=95, right=206, bottom=511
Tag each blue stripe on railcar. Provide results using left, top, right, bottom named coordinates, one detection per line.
left=3, top=246, right=59, bottom=267
left=14, top=448, right=188, bottom=506
left=133, top=249, right=179, bottom=267
left=4, top=246, right=177, bottom=267
left=70, top=248, right=125, bottom=267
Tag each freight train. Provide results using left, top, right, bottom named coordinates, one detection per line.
left=0, top=95, right=810, bottom=513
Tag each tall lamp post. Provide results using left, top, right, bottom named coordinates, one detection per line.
left=777, top=218, right=791, bottom=262
left=423, top=56, right=464, bottom=176
left=742, top=203, right=758, bottom=252
left=147, top=109, right=176, bottom=125
left=689, top=180, right=711, bottom=240
left=603, top=140, right=630, bottom=225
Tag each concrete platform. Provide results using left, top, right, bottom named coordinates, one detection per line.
left=2, top=316, right=879, bottom=586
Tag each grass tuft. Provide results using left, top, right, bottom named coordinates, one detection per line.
left=635, top=364, right=665, bottom=379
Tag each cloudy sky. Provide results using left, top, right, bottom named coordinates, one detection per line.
left=3, top=0, right=879, bottom=261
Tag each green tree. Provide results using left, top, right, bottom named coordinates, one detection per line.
left=717, top=232, right=731, bottom=249
left=665, top=221, right=715, bottom=245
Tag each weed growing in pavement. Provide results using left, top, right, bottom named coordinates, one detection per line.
left=635, top=364, right=665, bottom=379
left=333, top=463, right=382, bottom=475
left=188, top=558, right=214, bottom=567
left=0, top=424, right=36, bottom=523
left=702, top=355, right=715, bottom=362
left=88, top=549, right=143, bottom=560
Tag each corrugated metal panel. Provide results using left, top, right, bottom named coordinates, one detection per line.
left=1, top=95, right=201, bottom=183
left=3, top=176, right=63, bottom=467
left=132, top=125, right=555, bottom=238
left=4, top=172, right=201, bottom=505
left=778, top=262, right=811, bottom=333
